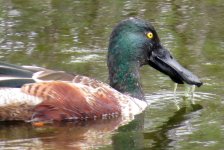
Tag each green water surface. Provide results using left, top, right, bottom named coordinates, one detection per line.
left=0, top=0, right=224, bottom=150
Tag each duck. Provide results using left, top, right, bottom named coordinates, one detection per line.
left=0, top=17, right=202, bottom=124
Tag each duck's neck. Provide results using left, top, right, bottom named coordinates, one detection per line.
left=108, top=60, right=144, bottom=100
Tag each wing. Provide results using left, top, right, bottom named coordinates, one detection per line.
left=21, top=80, right=122, bottom=122
left=0, top=62, right=77, bottom=87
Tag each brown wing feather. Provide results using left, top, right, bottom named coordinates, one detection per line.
left=21, top=80, right=121, bottom=121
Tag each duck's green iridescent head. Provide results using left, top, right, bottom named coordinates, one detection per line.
left=108, top=18, right=202, bottom=99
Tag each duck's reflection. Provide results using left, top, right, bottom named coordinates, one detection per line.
left=112, top=113, right=145, bottom=150
left=0, top=115, right=138, bottom=150
left=0, top=103, right=203, bottom=150
left=144, top=104, right=203, bottom=149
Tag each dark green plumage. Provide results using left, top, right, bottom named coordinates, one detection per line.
left=107, top=18, right=159, bottom=99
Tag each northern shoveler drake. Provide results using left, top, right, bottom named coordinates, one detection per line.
left=0, top=18, right=202, bottom=124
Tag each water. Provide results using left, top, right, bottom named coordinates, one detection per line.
left=0, top=0, right=224, bottom=149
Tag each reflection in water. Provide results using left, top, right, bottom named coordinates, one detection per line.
left=112, top=113, right=145, bottom=150
left=0, top=116, right=137, bottom=150
left=144, top=91, right=217, bottom=149
left=0, top=102, right=205, bottom=150
left=144, top=104, right=203, bottom=149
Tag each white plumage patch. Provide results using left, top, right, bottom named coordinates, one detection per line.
left=0, top=88, right=42, bottom=107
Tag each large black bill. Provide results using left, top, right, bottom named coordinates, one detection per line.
left=148, top=48, right=203, bottom=87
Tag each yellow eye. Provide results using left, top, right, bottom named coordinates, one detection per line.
left=146, top=32, right=153, bottom=39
